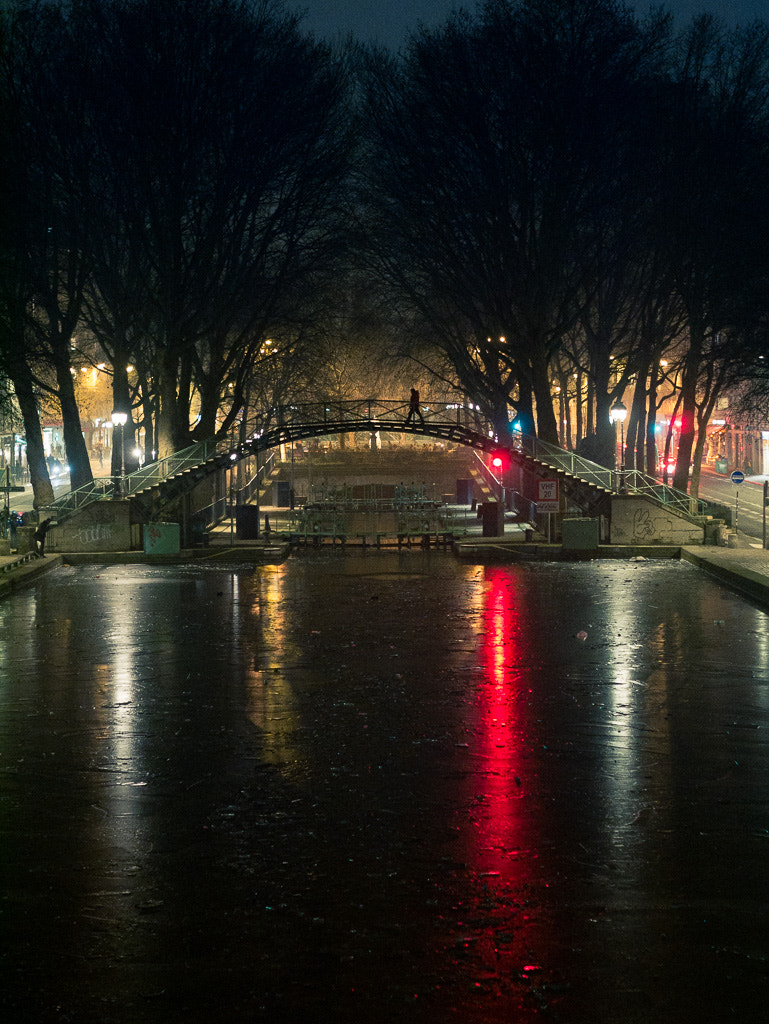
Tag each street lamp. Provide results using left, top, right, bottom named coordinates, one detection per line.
left=112, top=409, right=128, bottom=497
left=610, top=399, right=627, bottom=487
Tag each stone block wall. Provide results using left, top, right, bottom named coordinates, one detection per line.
left=610, top=495, right=704, bottom=545
left=47, top=500, right=133, bottom=552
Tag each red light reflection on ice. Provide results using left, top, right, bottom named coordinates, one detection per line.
left=464, top=568, right=531, bottom=877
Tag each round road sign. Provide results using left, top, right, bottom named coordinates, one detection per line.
left=731, top=470, right=745, bottom=485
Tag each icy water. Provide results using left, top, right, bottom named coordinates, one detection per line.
left=1, top=550, right=769, bottom=1023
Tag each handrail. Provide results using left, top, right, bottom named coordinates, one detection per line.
left=621, top=469, right=710, bottom=517
left=518, top=435, right=616, bottom=490
left=516, top=435, right=711, bottom=519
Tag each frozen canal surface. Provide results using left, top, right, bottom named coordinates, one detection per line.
left=1, top=551, right=769, bottom=1023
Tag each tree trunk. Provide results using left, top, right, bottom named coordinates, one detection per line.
left=628, top=371, right=648, bottom=473
left=8, top=350, right=54, bottom=508
left=54, top=355, right=93, bottom=492
left=156, top=349, right=179, bottom=458
left=530, top=350, right=559, bottom=444
left=592, top=346, right=616, bottom=469
left=673, top=327, right=702, bottom=493
left=514, top=381, right=535, bottom=436
left=646, top=365, right=659, bottom=477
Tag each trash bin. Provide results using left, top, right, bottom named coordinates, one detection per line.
left=480, top=502, right=504, bottom=537
left=235, top=505, right=261, bottom=540
left=715, top=457, right=728, bottom=475
left=456, top=478, right=473, bottom=505
left=276, top=481, right=291, bottom=507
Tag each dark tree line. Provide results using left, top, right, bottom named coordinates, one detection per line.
left=361, top=0, right=769, bottom=494
left=2, top=0, right=769, bottom=508
left=0, top=0, right=355, bottom=505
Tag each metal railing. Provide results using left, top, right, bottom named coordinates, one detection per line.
left=516, top=435, right=711, bottom=519
left=271, top=399, right=494, bottom=433
left=42, top=436, right=239, bottom=519
left=620, top=469, right=710, bottom=517
left=194, top=451, right=276, bottom=533
left=518, top=435, right=616, bottom=491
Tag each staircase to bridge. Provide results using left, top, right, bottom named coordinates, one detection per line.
left=41, top=399, right=713, bottom=532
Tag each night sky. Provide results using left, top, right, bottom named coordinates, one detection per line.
left=287, top=0, right=768, bottom=49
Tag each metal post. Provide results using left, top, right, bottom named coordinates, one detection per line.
left=255, top=449, right=260, bottom=539
left=620, top=421, right=625, bottom=491
left=230, top=465, right=235, bottom=546
left=112, top=410, right=128, bottom=498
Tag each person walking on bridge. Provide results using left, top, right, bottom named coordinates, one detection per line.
left=405, top=388, right=424, bottom=427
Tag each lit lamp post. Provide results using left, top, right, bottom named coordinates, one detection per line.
left=610, top=399, right=627, bottom=489
left=112, top=410, right=128, bottom=497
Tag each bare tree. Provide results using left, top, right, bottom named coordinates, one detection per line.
left=650, top=15, right=769, bottom=492
left=362, top=0, right=670, bottom=443
left=76, top=0, right=354, bottom=456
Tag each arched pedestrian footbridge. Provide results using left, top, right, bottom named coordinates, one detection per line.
left=44, top=398, right=712, bottom=526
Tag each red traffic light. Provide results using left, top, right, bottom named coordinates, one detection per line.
left=490, top=449, right=511, bottom=473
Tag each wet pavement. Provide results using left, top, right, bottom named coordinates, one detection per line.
left=2, top=549, right=769, bottom=1023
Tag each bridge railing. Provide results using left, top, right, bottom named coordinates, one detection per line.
left=119, top=437, right=237, bottom=496
left=519, top=435, right=616, bottom=490
left=42, top=436, right=242, bottom=517
left=41, top=476, right=120, bottom=519
left=270, top=399, right=497, bottom=433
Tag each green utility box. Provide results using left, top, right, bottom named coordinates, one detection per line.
left=143, top=522, right=180, bottom=555
left=561, top=517, right=599, bottom=551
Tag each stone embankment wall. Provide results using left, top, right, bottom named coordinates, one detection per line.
left=47, top=500, right=134, bottom=553
left=610, top=494, right=704, bottom=545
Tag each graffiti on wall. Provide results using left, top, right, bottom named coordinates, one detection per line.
left=67, top=504, right=124, bottom=549
left=75, top=522, right=115, bottom=546
left=632, top=508, right=656, bottom=541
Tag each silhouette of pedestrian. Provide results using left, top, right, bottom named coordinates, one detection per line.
left=405, top=388, right=424, bottom=426
left=34, top=517, right=53, bottom=557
